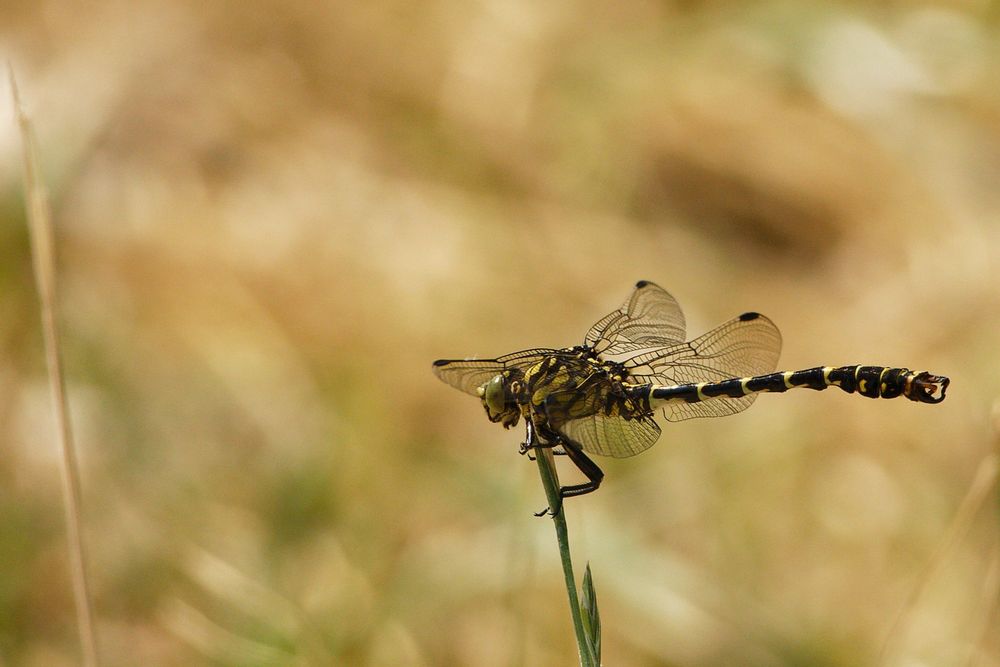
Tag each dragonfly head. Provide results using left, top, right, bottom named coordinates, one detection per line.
left=477, top=374, right=521, bottom=428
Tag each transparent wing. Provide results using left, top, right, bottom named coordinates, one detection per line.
left=544, top=376, right=662, bottom=458
left=663, top=392, right=758, bottom=422
left=585, top=281, right=686, bottom=356
left=561, top=411, right=662, bottom=458
left=624, top=312, right=782, bottom=422
left=431, top=348, right=556, bottom=396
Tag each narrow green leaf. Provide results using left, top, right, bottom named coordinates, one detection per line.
left=582, top=562, right=601, bottom=665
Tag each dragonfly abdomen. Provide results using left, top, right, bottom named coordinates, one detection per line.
left=647, top=365, right=949, bottom=406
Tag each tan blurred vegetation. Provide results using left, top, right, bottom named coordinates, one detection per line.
left=1, top=1, right=999, bottom=665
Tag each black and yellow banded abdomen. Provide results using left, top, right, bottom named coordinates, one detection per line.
left=647, top=365, right=949, bottom=407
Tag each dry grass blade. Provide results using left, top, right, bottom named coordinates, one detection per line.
left=880, top=452, right=999, bottom=666
left=8, top=66, right=100, bottom=667
left=969, top=547, right=1000, bottom=667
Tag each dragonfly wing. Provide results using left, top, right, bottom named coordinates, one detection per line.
left=561, top=411, right=662, bottom=459
left=624, top=312, right=783, bottom=422
left=585, top=281, right=686, bottom=356
left=432, top=348, right=556, bottom=396
left=545, top=376, right=662, bottom=458
left=662, top=393, right=761, bottom=422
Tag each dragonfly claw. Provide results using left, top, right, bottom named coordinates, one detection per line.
left=534, top=502, right=562, bottom=518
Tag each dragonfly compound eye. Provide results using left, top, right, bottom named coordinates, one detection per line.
left=481, top=375, right=508, bottom=420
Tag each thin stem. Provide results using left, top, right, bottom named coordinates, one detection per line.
left=530, top=421, right=597, bottom=667
left=9, top=67, right=100, bottom=667
left=880, top=452, right=998, bottom=665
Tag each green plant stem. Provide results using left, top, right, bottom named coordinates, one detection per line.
left=534, top=445, right=597, bottom=667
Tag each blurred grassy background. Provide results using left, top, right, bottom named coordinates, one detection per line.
left=1, top=1, right=999, bottom=665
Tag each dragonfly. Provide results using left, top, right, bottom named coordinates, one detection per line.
left=432, top=281, right=949, bottom=506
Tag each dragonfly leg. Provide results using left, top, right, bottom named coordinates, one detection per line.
left=524, top=419, right=563, bottom=515
left=558, top=440, right=604, bottom=499
left=520, top=419, right=563, bottom=455
left=533, top=439, right=606, bottom=516
left=519, top=419, right=537, bottom=456
left=525, top=419, right=603, bottom=515
left=522, top=420, right=553, bottom=514
left=521, top=448, right=566, bottom=462
left=520, top=418, right=550, bottom=462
